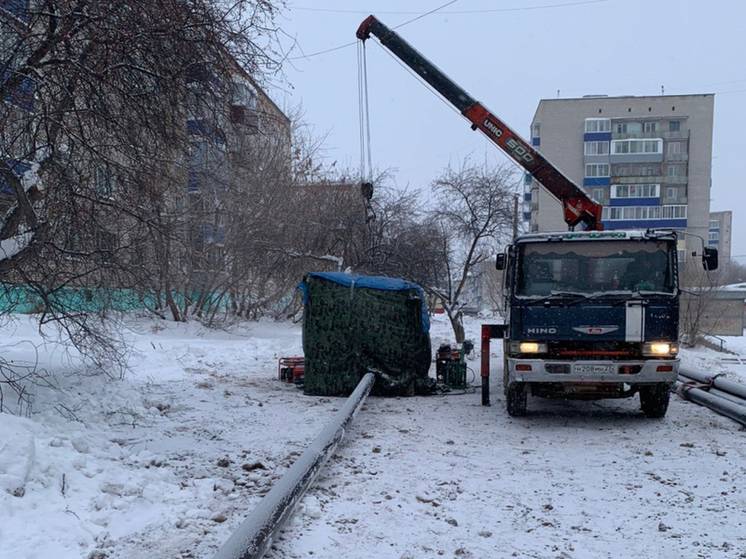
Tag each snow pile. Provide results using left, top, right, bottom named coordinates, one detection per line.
left=0, top=414, right=35, bottom=497
left=0, top=316, right=340, bottom=559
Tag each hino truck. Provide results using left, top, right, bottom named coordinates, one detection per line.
left=356, top=16, right=718, bottom=417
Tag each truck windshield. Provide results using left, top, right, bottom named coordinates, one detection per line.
left=516, top=240, right=675, bottom=297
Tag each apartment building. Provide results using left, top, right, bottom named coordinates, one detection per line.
left=526, top=94, right=715, bottom=265
left=708, top=210, right=732, bottom=265
left=185, top=63, right=290, bottom=277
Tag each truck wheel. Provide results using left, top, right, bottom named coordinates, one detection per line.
left=640, top=384, right=670, bottom=418
left=506, top=382, right=527, bottom=417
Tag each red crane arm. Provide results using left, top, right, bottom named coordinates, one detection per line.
left=356, top=15, right=603, bottom=231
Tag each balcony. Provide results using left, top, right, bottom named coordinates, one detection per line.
left=612, top=130, right=689, bottom=141
left=611, top=175, right=688, bottom=187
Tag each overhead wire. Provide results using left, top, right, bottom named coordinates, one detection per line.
left=289, top=0, right=609, bottom=60
left=291, top=0, right=609, bottom=16
left=288, top=0, right=459, bottom=60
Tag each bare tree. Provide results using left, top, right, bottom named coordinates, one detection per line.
left=679, top=263, right=727, bottom=345
left=412, top=159, right=516, bottom=342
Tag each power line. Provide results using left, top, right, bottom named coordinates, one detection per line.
left=291, top=0, right=609, bottom=16
left=288, top=0, right=609, bottom=61
left=288, top=0, right=459, bottom=60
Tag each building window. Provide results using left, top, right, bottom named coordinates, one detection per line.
left=666, top=186, right=681, bottom=201
left=709, top=219, right=720, bottom=230
left=585, top=118, right=610, bottom=133
left=584, top=141, right=610, bottom=156
left=643, top=121, right=657, bottom=133
left=96, top=229, right=117, bottom=263
left=669, top=120, right=681, bottom=132
left=612, top=139, right=663, bottom=155
left=708, top=231, right=720, bottom=242
left=667, top=142, right=682, bottom=155
left=611, top=184, right=660, bottom=198
left=612, top=164, right=660, bottom=177
left=585, top=163, right=610, bottom=177
left=95, top=166, right=114, bottom=197
left=603, top=205, right=687, bottom=221
left=532, top=123, right=541, bottom=137
left=591, top=189, right=605, bottom=203
left=615, top=122, right=642, bottom=134
left=666, top=165, right=685, bottom=177
left=232, top=81, right=257, bottom=110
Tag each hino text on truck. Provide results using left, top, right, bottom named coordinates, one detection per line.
left=356, top=15, right=719, bottom=418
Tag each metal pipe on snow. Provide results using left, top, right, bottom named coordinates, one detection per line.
left=674, top=381, right=746, bottom=427
left=678, top=368, right=746, bottom=400
left=213, top=372, right=376, bottom=559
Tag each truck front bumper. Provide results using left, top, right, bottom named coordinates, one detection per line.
left=507, top=358, right=679, bottom=385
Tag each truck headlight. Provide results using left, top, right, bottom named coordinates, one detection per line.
left=642, top=342, right=679, bottom=357
left=510, top=341, right=548, bottom=354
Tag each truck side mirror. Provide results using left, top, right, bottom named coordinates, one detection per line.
left=702, top=247, right=718, bottom=271
left=495, top=253, right=506, bottom=270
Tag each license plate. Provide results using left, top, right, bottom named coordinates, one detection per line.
left=573, top=364, right=613, bottom=375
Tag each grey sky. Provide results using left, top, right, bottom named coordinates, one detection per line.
left=274, top=0, right=746, bottom=257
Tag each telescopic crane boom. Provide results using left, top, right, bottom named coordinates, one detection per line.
left=356, top=15, right=603, bottom=231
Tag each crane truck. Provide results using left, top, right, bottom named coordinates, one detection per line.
left=356, top=16, right=718, bottom=418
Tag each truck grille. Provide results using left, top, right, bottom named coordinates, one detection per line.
left=546, top=341, right=642, bottom=360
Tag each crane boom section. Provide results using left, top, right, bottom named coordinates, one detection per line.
left=356, top=15, right=603, bottom=231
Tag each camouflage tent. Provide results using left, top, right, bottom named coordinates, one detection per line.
left=299, top=272, right=432, bottom=397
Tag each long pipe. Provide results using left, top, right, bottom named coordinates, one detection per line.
left=679, top=368, right=746, bottom=400
left=213, top=372, right=376, bottom=559
left=708, top=387, right=746, bottom=407
left=674, top=381, right=746, bottom=427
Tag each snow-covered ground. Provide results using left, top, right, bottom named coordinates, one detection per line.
left=1, top=315, right=745, bottom=559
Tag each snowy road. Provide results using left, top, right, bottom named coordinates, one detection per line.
left=269, top=380, right=745, bottom=559
left=268, top=319, right=746, bottom=559
left=1, top=315, right=745, bottom=559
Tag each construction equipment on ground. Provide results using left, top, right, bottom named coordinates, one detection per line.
left=278, top=357, right=305, bottom=385
left=435, top=340, right=474, bottom=390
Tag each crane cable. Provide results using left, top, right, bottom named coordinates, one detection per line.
left=357, top=40, right=376, bottom=223
left=357, top=41, right=373, bottom=184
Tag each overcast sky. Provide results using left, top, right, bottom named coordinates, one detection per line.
left=271, top=0, right=746, bottom=258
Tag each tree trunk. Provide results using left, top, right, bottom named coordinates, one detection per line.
left=447, top=309, right=466, bottom=343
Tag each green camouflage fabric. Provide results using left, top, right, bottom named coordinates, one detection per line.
left=301, top=273, right=432, bottom=397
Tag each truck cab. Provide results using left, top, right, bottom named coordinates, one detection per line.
left=499, top=230, right=688, bottom=417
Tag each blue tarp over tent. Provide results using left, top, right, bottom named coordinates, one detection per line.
left=299, top=271, right=429, bottom=332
